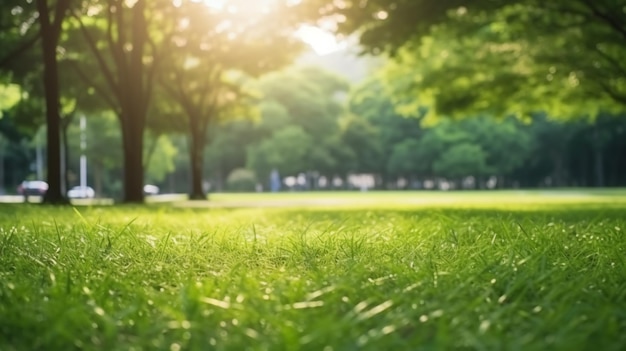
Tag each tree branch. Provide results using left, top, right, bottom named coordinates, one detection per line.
left=67, top=59, right=118, bottom=112
left=51, top=0, right=71, bottom=45
left=581, top=0, right=626, bottom=41
left=72, top=11, right=121, bottom=103
left=597, top=80, right=626, bottom=106
left=0, top=34, right=40, bottom=68
left=106, top=0, right=127, bottom=82
left=592, top=45, right=626, bottom=78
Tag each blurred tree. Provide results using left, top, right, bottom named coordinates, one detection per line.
left=226, top=168, right=257, bottom=192
left=37, top=0, right=72, bottom=203
left=247, top=66, right=350, bottom=187
left=157, top=1, right=300, bottom=199
left=433, top=143, right=490, bottom=184
left=340, top=116, right=383, bottom=174
left=461, top=117, right=531, bottom=187
left=247, top=126, right=312, bottom=182
left=349, top=78, right=423, bottom=185
left=0, top=0, right=73, bottom=203
left=258, top=66, right=348, bottom=137
left=67, top=0, right=319, bottom=202
left=386, top=139, right=424, bottom=180
left=204, top=120, right=259, bottom=191
left=70, top=0, right=169, bottom=203
left=302, top=0, right=625, bottom=120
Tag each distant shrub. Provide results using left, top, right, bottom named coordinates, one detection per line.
left=226, top=168, right=257, bottom=192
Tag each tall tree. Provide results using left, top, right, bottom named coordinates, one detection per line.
left=71, top=0, right=169, bottom=203
left=37, top=0, right=72, bottom=204
left=158, top=1, right=299, bottom=199
left=1, top=0, right=72, bottom=203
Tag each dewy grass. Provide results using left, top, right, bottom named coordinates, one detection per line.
left=0, top=196, right=625, bottom=350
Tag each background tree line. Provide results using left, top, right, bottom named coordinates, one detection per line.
left=3, top=63, right=624, bottom=196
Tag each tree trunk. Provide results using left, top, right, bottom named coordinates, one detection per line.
left=120, top=111, right=145, bottom=203
left=119, top=0, right=149, bottom=203
left=551, top=151, right=565, bottom=187
left=37, top=0, right=68, bottom=205
left=593, top=128, right=605, bottom=187
left=61, top=115, right=72, bottom=193
left=594, top=147, right=604, bottom=187
left=188, top=125, right=207, bottom=200
left=93, top=162, right=103, bottom=198
left=0, top=138, right=4, bottom=194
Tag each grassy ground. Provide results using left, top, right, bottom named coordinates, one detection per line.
left=1, top=191, right=625, bottom=350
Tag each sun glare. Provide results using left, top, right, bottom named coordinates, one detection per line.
left=203, top=0, right=272, bottom=14
left=203, top=0, right=226, bottom=10
left=296, top=25, right=344, bottom=55
left=201, top=0, right=343, bottom=56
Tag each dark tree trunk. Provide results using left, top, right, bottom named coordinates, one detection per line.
left=188, top=119, right=207, bottom=200
left=551, top=151, right=565, bottom=187
left=37, top=0, right=69, bottom=205
left=119, top=0, right=149, bottom=203
left=593, top=128, right=605, bottom=187
left=61, top=115, right=73, bottom=193
left=93, top=162, right=103, bottom=198
left=120, top=111, right=145, bottom=203
left=594, top=147, right=605, bottom=187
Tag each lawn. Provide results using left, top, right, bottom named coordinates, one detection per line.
left=1, top=190, right=625, bottom=350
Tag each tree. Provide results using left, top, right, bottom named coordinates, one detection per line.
left=386, top=139, right=424, bottom=179
left=1, top=0, right=72, bottom=203
left=246, top=66, right=350, bottom=186
left=247, top=126, right=312, bottom=183
left=349, top=78, right=424, bottom=185
left=204, top=120, right=260, bottom=191
left=460, top=117, right=531, bottom=186
left=340, top=116, right=383, bottom=174
left=36, top=0, right=74, bottom=204
left=69, top=0, right=323, bottom=202
left=71, top=0, right=166, bottom=203
left=305, top=0, right=626, bottom=120
left=433, top=143, right=490, bottom=183
left=158, top=0, right=300, bottom=199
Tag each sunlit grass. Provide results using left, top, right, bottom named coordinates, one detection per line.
left=184, top=189, right=626, bottom=210
left=1, top=192, right=625, bottom=350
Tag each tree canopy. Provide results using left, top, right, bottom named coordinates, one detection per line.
left=305, top=0, right=626, bottom=119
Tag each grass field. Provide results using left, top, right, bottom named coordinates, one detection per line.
left=1, top=190, right=625, bottom=350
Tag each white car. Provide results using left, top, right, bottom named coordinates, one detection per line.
left=143, top=184, right=160, bottom=196
left=67, top=186, right=95, bottom=199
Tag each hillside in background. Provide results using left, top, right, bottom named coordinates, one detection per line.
left=297, top=45, right=381, bottom=83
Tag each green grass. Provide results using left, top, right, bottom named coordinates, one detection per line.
left=1, top=191, right=625, bottom=350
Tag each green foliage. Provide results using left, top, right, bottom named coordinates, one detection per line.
left=374, top=0, right=626, bottom=120
left=226, top=168, right=257, bottom=192
left=247, top=126, right=312, bottom=181
left=340, top=116, right=383, bottom=173
left=0, top=84, right=20, bottom=117
left=145, top=134, right=179, bottom=184
left=433, top=143, right=490, bottom=179
left=386, top=139, right=424, bottom=176
left=242, top=66, right=351, bottom=181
